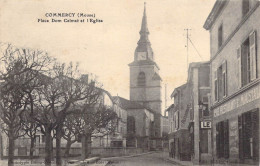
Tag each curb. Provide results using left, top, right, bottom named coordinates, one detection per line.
left=101, top=151, right=159, bottom=160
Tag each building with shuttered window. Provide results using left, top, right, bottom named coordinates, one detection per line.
left=204, top=0, right=260, bottom=164
left=168, top=61, right=211, bottom=164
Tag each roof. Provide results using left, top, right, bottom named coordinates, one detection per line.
left=165, top=104, right=174, bottom=112
left=113, top=96, right=158, bottom=115
left=187, top=61, right=210, bottom=82
left=170, top=83, right=187, bottom=99
left=128, top=59, right=160, bottom=69
left=152, top=72, right=162, bottom=81
left=113, top=96, right=144, bottom=110
left=203, top=0, right=228, bottom=30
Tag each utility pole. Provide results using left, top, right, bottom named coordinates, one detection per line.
left=184, top=28, right=191, bottom=71
left=165, top=84, right=167, bottom=115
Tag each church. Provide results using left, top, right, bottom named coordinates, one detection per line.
left=116, top=3, right=164, bottom=150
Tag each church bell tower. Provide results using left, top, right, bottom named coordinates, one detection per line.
left=129, top=3, right=162, bottom=115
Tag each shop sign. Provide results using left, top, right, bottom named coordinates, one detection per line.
left=213, top=84, right=260, bottom=117
left=200, top=121, right=211, bottom=129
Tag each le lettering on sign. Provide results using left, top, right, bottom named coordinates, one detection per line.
left=201, top=121, right=211, bottom=129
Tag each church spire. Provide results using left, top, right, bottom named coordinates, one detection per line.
left=135, top=2, right=154, bottom=61
left=140, top=2, right=149, bottom=36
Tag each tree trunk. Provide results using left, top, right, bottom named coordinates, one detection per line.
left=81, top=135, right=87, bottom=160
left=64, top=140, right=72, bottom=157
left=45, top=127, right=52, bottom=166
left=81, top=134, right=91, bottom=161
left=8, top=136, right=15, bottom=166
left=87, top=135, right=91, bottom=157
left=30, top=136, right=36, bottom=159
left=55, top=126, right=62, bottom=166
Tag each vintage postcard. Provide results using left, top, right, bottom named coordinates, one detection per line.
left=0, top=0, right=259, bottom=166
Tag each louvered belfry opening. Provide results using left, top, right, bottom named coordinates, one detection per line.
left=137, top=72, right=146, bottom=87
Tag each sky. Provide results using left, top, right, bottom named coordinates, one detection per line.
left=0, top=0, right=216, bottom=111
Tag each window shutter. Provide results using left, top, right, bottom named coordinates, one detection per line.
left=224, top=120, right=229, bottom=158
left=249, top=31, right=257, bottom=80
left=237, top=47, right=242, bottom=88
left=222, top=60, right=227, bottom=97
left=218, top=67, right=223, bottom=100
left=177, top=111, right=179, bottom=129
left=251, top=109, right=259, bottom=160
left=238, top=115, right=244, bottom=160
left=216, top=123, right=220, bottom=158
left=214, top=70, right=218, bottom=101
left=220, top=122, right=224, bottom=158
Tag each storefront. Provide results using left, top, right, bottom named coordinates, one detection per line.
left=212, top=82, right=260, bottom=165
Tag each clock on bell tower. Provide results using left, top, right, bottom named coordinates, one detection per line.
left=137, top=52, right=147, bottom=61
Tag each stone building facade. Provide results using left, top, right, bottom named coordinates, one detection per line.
left=168, top=62, right=211, bottom=163
left=168, top=83, right=191, bottom=161
left=204, top=0, right=260, bottom=164
left=187, top=62, right=211, bottom=164
left=113, top=96, right=155, bottom=150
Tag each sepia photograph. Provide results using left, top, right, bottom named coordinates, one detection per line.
left=0, top=0, right=259, bottom=165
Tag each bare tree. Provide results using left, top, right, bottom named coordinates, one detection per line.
left=62, top=109, right=82, bottom=157
left=0, top=44, right=52, bottom=166
left=62, top=104, right=118, bottom=158
left=27, top=63, right=103, bottom=166
left=21, top=111, right=40, bottom=159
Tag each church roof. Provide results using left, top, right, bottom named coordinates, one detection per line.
left=113, top=96, right=144, bottom=110
left=113, top=96, right=158, bottom=115
left=152, top=72, right=162, bottom=81
left=128, top=59, right=160, bottom=69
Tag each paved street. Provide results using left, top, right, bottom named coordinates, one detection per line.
left=103, top=151, right=177, bottom=166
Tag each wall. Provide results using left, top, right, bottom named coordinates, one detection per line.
left=91, top=147, right=148, bottom=158
left=127, top=109, right=145, bottom=137
left=210, top=4, right=260, bottom=103
left=129, top=64, right=162, bottom=114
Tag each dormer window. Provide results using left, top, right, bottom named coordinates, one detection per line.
left=137, top=72, right=146, bottom=86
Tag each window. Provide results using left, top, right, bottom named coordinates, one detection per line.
left=218, top=24, right=223, bottom=48
left=127, top=116, right=135, bottom=135
left=174, top=111, right=179, bottom=130
left=137, top=72, right=146, bottom=86
left=214, top=61, right=227, bottom=101
left=42, top=135, right=45, bottom=143
left=239, top=109, right=259, bottom=160
left=238, top=31, right=257, bottom=87
left=202, top=104, right=209, bottom=117
left=35, top=135, right=40, bottom=145
left=242, top=0, right=250, bottom=17
left=216, top=120, right=229, bottom=158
